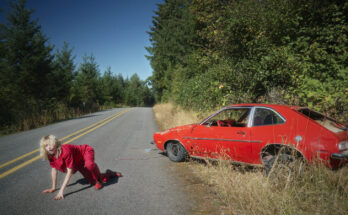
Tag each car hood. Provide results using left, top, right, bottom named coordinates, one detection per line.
left=157, top=124, right=197, bottom=136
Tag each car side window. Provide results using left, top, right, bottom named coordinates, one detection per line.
left=205, top=108, right=251, bottom=127
left=253, top=108, right=285, bottom=126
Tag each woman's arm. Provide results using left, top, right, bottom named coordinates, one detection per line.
left=42, top=168, right=57, bottom=193
left=54, top=168, right=73, bottom=200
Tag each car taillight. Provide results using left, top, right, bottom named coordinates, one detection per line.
left=338, top=141, right=348, bottom=151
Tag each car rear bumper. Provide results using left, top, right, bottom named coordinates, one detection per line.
left=331, top=150, right=348, bottom=160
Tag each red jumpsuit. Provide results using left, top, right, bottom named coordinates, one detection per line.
left=48, top=144, right=101, bottom=184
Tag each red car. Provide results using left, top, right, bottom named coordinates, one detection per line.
left=153, top=104, right=347, bottom=172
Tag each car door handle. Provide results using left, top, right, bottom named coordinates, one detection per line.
left=237, top=131, right=245, bottom=135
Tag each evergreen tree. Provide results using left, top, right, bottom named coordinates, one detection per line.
left=122, top=74, right=154, bottom=107
left=51, top=42, right=76, bottom=104
left=71, top=54, right=100, bottom=110
left=113, top=73, right=125, bottom=104
left=124, top=74, right=141, bottom=106
left=0, top=0, right=54, bottom=124
left=146, top=0, right=196, bottom=101
left=99, top=66, right=118, bottom=105
left=0, top=14, right=11, bottom=125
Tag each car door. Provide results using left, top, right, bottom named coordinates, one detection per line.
left=189, top=107, right=252, bottom=162
left=188, top=124, right=222, bottom=158
left=249, top=107, right=287, bottom=164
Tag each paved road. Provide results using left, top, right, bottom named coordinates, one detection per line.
left=0, top=108, right=193, bottom=215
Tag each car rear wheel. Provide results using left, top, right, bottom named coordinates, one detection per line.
left=265, top=154, right=305, bottom=177
left=166, top=142, right=188, bottom=162
left=265, top=154, right=293, bottom=175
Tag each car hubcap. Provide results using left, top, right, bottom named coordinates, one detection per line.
left=172, top=144, right=178, bottom=156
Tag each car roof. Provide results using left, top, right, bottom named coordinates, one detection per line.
left=228, top=103, right=301, bottom=110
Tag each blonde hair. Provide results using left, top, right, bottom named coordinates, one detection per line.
left=40, top=135, right=61, bottom=160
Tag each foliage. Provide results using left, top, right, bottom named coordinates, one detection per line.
left=0, top=0, right=54, bottom=126
left=147, top=0, right=348, bottom=121
left=146, top=0, right=198, bottom=101
left=50, top=41, right=76, bottom=104
left=70, top=54, right=101, bottom=110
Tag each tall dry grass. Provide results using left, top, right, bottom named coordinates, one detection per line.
left=153, top=103, right=202, bottom=131
left=192, top=159, right=348, bottom=215
left=153, top=103, right=348, bottom=215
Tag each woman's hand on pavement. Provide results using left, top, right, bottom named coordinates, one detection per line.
left=53, top=191, right=64, bottom=200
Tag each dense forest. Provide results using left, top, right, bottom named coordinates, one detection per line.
left=0, top=0, right=154, bottom=133
left=146, top=0, right=347, bottom=121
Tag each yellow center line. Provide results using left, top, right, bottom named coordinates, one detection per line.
left=0, top=109, right=131, bottom=179
left=0, top=109, right=130, bottom=169
left=0, top=110, right=124, bottom=170
left=58, top=111, right=121, bottom=141
left=0, top=149, right=39, bottom=169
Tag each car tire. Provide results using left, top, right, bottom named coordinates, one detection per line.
left=166, top=142, right=188, bottom=162
left=265, top=153, right=307, bottom=176
left=265, top=154, right=294, bottom=175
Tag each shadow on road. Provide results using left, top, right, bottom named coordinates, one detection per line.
left=64, top=173, right=122, bottom=198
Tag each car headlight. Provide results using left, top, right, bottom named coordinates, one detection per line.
left=338, top=141, right=348, bottom=151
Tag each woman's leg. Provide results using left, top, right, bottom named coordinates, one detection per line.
left=83, top=146, right=101, bottom=183
left=79, top=167, right=95, bottom=185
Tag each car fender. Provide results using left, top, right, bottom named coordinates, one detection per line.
left=163, top=139, right=188, bottom=153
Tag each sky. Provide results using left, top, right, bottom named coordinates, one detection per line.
left=0, top=0, right=163, bottom=80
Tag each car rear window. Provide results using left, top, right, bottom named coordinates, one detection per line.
left=297, top=108, right=346, bottom=133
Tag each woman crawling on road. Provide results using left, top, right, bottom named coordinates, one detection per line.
left=40, top=134, right=121, bottom=200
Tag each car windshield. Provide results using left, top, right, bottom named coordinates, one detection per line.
left=202, top=108, right=251, bottom=127
left=297, top=108, right=346, bottom=133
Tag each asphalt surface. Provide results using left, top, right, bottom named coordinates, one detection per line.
left=0, top=108, right=194, bottom=215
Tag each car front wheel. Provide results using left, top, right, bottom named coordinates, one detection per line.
left=166, top=142, right=188, bottom=162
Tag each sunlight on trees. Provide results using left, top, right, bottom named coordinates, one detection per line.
left=146, top=0, right=348, bottom=121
